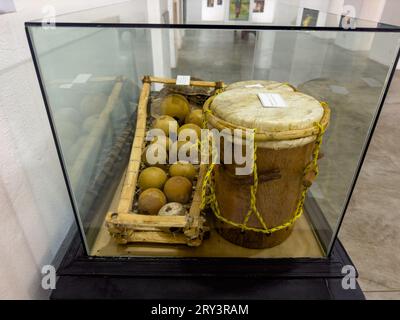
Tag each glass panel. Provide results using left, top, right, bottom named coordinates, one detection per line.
left=27, top=24, right=400, bottom=258
left=28, top=26, right=153, bottom=250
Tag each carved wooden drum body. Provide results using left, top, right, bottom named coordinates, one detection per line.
left=204, top=82, right=330, bottom=249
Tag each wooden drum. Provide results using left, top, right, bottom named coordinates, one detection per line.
left=204, top=86, right=330, bottom=249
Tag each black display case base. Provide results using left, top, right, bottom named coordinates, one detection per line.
left=53, top=276, right=364, bottom=300
left=51, top=234, right=364, bottom=300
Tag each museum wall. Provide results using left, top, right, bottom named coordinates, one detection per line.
left=187, top=0, right=400, bottom=69
left=369, top=0, right=400, bottom=68
left=379, top=0, right=400, bottom=26
left=202, top=0, right=225, bottom=21
left=0, top=0, right=148, bottom=299
left=185, top=0, right=202, bottom=22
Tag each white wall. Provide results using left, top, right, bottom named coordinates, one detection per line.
left=379, top=0, right=400, bottom=26
left=147, top=0, right=172, bottom=90
left=185, top=0, right=202, bottom=23
left=294, top=0, right=400, bottom=70
left=368, top=0, right=400, bottom=68
left=299, top=0, right=330, bottom=12
left=332, top=0, right=381, bottom=51
left=357, top=0, right=386, bottom=23
left=0, top=0, right=147, bottom=300
left=201, top=0, right=225, bottom=21
left=0, top=0, right=16, bottom=13
left=333, top=0, right=400, bottom=69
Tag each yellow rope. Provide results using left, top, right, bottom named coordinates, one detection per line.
left=201, top=98, right=328, bottom=234
left=282, top=82, right=298, bottom=92
left=200, top=94, right=222, bottom=211
left=241, top=137, right=268, bottom=231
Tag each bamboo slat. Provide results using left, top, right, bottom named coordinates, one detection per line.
left=106, top=212, right=188, bottom=229
left=184, top=165, right=207, bottom=239
left=112, top=231, right=189, bottom=245
left=117, top=81, right=150, bottom=213
left=149, top=76, right=221, bottom=88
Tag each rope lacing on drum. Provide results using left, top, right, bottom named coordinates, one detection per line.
left=200, top=95, right=328, bottom=234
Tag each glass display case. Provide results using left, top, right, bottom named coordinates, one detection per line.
left=25, top=3, right=400, bottom=299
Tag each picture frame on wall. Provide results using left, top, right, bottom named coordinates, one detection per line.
left=217, top=0, right=223, bottom=5
left=253, top=0, right=265, bottom=13
left=229, top=0, right=250, bottom=21
left=301, top=8, right=319, bottom=27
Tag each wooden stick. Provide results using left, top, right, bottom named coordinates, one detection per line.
left=184, top=165, right=207, bottom=239
left=117, top=81, right=150, bottom=213
left=106, top=212, right=188, bottom=229
left=112, top=231, right=189, bottom=245
left=148, top=76, right=222, bottom=88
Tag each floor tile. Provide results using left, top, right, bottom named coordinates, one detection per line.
left=384, top=74, right=400, bottom=104
left=364, top=291, right=400, bottom=300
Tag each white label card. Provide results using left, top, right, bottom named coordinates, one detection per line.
left=245, top=84, right=264, bottom=88
left=72, top=73, right=92, bottom=84
left=258, top=93, right=287, bottom=108
left=176, top=75, right=191, bottom=86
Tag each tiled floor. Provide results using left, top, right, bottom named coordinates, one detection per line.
left=339, top=73, right=400, bottom=299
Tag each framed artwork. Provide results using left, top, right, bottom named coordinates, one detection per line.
left=229, top=0, right=250, bottom=21
left=253, top=0, right=265, bottom=13
left=301, top=8, right=319, bottom=27
left=207, top=0, right=214, bottom=7
left=217, top=0, right=223, bottom=5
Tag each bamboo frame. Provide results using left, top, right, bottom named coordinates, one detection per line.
left=106, top=75, right=223, bottom=246
left=149, top=76, right=224, bottom=89
left=117, top=81, right=150, bottom=213
left=110, top=231, right=190, bottom=245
